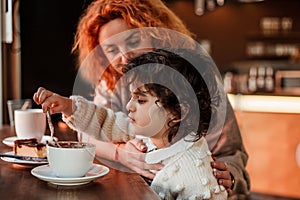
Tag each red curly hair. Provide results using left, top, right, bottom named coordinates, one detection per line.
left=72, top=0, right=194, bottom=91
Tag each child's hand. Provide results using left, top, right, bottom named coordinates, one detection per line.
left=33, top=87, right=74, bottom=117
left=117, top=138, right=163, bottom=179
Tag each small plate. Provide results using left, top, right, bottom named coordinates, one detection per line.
left=31, top=164, right=109, bottom=186
left=1, top=151, right=48, bottom=165
left=2, top=136, right=57, bottom=147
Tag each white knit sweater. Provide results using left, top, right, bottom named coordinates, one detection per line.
left=145, top=135, right=227, bottom=200
left=63, top=96, right=227, bottom=199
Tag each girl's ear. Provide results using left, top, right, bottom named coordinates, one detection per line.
left=172, top=103, right=190, bottom=123
left=156, top=100, right=163, bottom=108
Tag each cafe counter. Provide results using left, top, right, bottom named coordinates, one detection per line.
left=228, top=93, right=300, bottom=198
left=0, top=124, right=160, bottom=200
left=227, top=93, right=300, bottom=114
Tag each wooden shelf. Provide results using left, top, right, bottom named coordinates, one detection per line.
left=246, top=55, right=291, bottom=60
left=245, top=31, right=300, bottom=59
left=247, top=31, right=300, bottom=40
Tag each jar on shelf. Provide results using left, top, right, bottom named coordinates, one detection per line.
left=256, top=67, right=266, bottom=92
left=265, top=67, right=275, bottom=92
left=248, top=67, right=257, bottom=93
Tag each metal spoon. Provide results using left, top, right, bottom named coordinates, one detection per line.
left=46, top=108, right=60, bottom=147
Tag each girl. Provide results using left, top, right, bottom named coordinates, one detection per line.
left=124, top=49, right=228, bottom=199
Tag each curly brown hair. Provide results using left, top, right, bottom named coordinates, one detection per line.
left=124, top=48, right=215, bottom=143
left=72, top=0, right=194, bottom=91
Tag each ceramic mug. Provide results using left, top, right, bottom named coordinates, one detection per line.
left=7, top=99, right=32, bottom=126
left=14, top=109, right=46, bottom=142
left=47, top=141, right=96, bottom=178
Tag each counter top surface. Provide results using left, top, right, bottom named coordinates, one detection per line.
left=0, top=124, right=160, bottom=200
left=228, top=93, right=300, bottom=113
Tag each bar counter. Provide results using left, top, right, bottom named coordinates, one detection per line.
left=228, top=93, right=300, bottom=114
left=0, top=124, right=160, bottom=200
left=1, top=122, right=299, bottom=200
left=228, top=93, right=300, bottom=199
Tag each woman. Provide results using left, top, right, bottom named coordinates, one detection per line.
left=69, top=0, right=249, bottom=196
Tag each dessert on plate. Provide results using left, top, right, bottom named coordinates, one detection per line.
left=14, top=138, right=47, bottom=158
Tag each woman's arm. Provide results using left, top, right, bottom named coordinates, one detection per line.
left=208, top=100, right=250, bottom=196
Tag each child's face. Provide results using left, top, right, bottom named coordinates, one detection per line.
left=126, top=85, right=171, bottom=139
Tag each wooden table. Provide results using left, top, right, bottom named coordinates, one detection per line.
left=0, top=124, right=160, bottom=200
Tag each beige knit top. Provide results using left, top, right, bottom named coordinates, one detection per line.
left=63, top=95, right=134, bottom=143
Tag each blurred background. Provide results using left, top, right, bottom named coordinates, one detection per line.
left=1, top=0, right=300, bottom=198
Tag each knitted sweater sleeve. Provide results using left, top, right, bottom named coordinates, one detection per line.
left=62, top=95, right=134, bottom=143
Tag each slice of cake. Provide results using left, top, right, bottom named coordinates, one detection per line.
left=14, top=138, right=47, bottom=158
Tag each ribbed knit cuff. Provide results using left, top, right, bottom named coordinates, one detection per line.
left=62, top=95, right=104, bottom=138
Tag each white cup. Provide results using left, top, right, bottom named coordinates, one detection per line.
left=47, top=141, right=96, bottom=178
left=14, top=109, right=46, bottom=142
left=7, top=99, right=32, bottom=126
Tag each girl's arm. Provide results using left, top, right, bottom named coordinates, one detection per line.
left=34, top=87, right=133, bottom=142
left=33, top=87, right=162, bottom=178
left=63, top=95, right=134, bottom=143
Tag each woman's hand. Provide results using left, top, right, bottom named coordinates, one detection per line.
left=33, top=87, right=73, bottom=116
left=211, top=158, right=234, bottom=196
left=117, top=138, right=163, bottom=179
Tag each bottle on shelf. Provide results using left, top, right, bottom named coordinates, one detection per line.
left=256, top=66, right=266, bottom=92
left=223, top=72, right=236, bottom=93
left=248, top=67, right=257, bottom=93
left=265, top=67, right=275, bottom=92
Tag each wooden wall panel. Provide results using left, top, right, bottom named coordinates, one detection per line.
left=234, top=111, right=300, bottom=198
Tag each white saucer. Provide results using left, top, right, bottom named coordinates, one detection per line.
left=31, top=164, right=109, bottom=186
left=1, top=151, right=48, bottom=165
left=2, top=136, right=57, bottom=147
